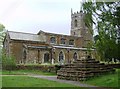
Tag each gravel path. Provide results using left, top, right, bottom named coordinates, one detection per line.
left=28, top=74, right=111, bottom=89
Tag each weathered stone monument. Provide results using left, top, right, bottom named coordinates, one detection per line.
left=57, top=56, right=115, bottom=81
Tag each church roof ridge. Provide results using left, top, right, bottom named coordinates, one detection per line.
left=7, top=30, right=46, bottom=42
left=7, top=30, right=38, bottom=35
left=38, top=30, right=82, bottom=38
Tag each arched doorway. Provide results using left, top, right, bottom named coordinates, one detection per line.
left=59, top=51, right=64, bottom=64
left=44, top=53, right=49, bottom=63
left=73, top=52, right=77, bottom=61
left=23, top=50, right=27, bottom=64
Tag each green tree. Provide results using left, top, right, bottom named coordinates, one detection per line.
left=0, top=23, right=6, bottom=56
left=82, top=1, right=120, bottom=62
left=0, top=24, right=6, bottom=70
left=0, top=24, right=5, bottom=45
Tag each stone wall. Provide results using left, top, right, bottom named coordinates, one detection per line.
left=9, top=41, right=23, bottom=63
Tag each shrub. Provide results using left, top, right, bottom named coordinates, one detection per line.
left=2, top=54, right=16, bottom=72
left=55, top=65, right=62, bottom=73
left=16, top=64, right=62, bottom=73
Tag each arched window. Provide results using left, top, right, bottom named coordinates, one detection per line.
left=23, top=50, right=27, bottom=59
left=60, top=38, right=66, bottom=44
left=23, top=50, right=27, bottom=64
left=59, top=51, right=64, bottom=63
left=74, top=20, right=77, bottom=27
left=44, top=53, right=49, bottom=63
left=69, top=39, right=74, bottom=45
left=50, top=37, right=56, bottom=43
left=73, top=52, right=77, bottom=61
left=74, top=32, right=76, bottom=35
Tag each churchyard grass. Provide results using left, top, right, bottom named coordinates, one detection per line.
left=1, top=68, right=119, bottom=88
left=2, top=76, right=80, bottom=87
left=2, top=69, right=56, bottom=76
left=82, top=69, right=120, bottom=88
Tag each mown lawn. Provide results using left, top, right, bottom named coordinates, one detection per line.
left=2, top=69, right=56, bottom=76
left=82, top=69, right=120, bottom=88
left=2, top=69, right=119, bottom=88
left=2, top=76, right=80, bottom=87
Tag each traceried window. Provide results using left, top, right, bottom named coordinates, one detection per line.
left=73, top=52, right=77, bottom=61
left=69, top=39, right=74, bottom=45
left=50, top=37, right=56, bottom=44
left=44, top=53, right=49, bottom=63
left=74, top=19, right=78, bottom=27
left=59, top=51, right=64, bottom=64
left=60, top=38, right=66, bottom=44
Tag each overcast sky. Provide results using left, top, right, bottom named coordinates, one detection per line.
left=0, top=0, right=83, bottom=35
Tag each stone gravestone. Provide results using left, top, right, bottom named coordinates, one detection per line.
left=57, top=56, right=115, bottom=81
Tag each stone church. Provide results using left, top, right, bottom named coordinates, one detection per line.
left=3, top=10, right=94, bottom=64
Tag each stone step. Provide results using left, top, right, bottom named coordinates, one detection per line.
left=57, top=58, right=115, bottom=81
left=73, top=60, right=99, bottom=64
left=76, top=58, right=95, bottom=61
left=63, top=64, right=106, bottom=69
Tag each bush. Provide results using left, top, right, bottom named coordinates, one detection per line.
left=2, top=54, right=16, bottom=71
left=16, top=64, right=63, bottom=73
left=55, top=65, right=63, bottom=73
left=16, top=64, right=56, bottom=73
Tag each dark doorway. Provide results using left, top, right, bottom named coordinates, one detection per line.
left=44, top=53, right=49, bottom=63
left=23, top=50, right=27, bottom=64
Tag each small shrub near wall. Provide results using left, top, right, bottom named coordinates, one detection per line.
left=16, top=64, right=62, bottom=73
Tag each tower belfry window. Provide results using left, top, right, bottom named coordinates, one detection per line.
left=74, top=20, right=78, bottom=27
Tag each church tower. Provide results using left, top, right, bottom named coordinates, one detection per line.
left=70, top=9, right=93, bottom=47
left=71, top=9, right=85, bottom=37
